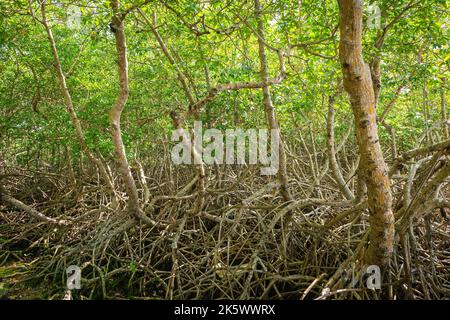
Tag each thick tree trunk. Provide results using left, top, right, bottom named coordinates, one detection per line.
left=337, top=0, right=394, bottom=266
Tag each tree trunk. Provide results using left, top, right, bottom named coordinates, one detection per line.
left=40, top=2, right=116, bottom=203
left=255, top=0, right=292, bottom=202
left=110, top=1, right=154, bottom=225
left=337, top=0, right=394, bottom=266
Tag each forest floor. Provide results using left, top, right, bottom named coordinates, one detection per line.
left=0, top=260, right=55, bottom=299
left=1, top=161, right=449, bottom=300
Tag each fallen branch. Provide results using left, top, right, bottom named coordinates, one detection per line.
left=1, top=193, right=67, bottom=225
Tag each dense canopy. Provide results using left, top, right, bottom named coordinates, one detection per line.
left=0, top=0, right=449, bottom=300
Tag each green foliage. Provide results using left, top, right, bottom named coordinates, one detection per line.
left=0, top=0, right=448, bottom=166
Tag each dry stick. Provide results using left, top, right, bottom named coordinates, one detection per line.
left=135, top=157, right=150, bottom=207
left=407, top=222, right=427, bottom=298
left=338, top=0, right=394, bottom=267
left=166, top=214, right=188, bottom=299
left=0, top=177, right=67, bottom=225
left=241, top=181, right=280, bottom=206
left=324, top=201, right=368, bottom=229
left=301, top=273, right=327, bottom=300
left=399, top=229, right=414, bottom=299
left=315, top=288, right=367, bottom=300
left=304, top=123, right=353, bottom=197
left=423, top=214, right=438, bottom=283
left=327, top=89, right=355, bottom=200
left=308, top=124, right=322, bottom=198
left=1, top=193, right=67, bottom=225
left=64, top=146, right=77, bottom=188
left=298, top=131, right=317, bottom=181
left=395, top=152, right=440, bottom=223
left=403, top=156, right=432, bottom=209
left=239, top=197, right=345, bottom=299
left=321, top=230, right=370, bottom=293
left=39, top=2, right=116, bottom=205
left=390, top=139, right=450, bottom=176
left=397, top=157, right=450, bottom=232
left=381, top=121, right=398, bottom=160
left=416, top=121, right=449, bottom=150
left=163, top=136, right=176, bottom=191
left=378, top=82, right=411, bottom=164
left=440, top=81, right=449, bottom=139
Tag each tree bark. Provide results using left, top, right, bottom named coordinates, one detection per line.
left=255, top=0, right=292, bottom=202
left=40, top=2, right=116, bottom=202
left=337, top=0, right=394, bottom=266
left=110, top=1, right=155, bottom=226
